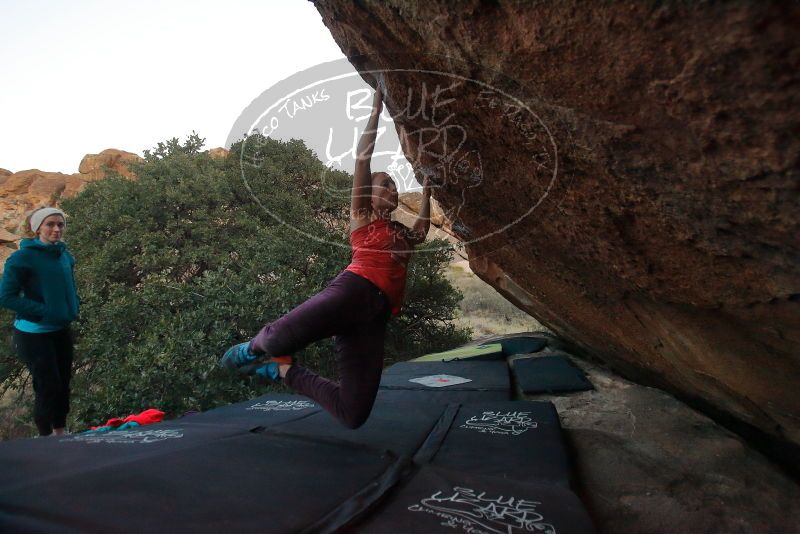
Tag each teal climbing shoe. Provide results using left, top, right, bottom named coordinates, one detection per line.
left=219, top=342, right=259, bottom=370
left=252, top=362, right=281, bottom=382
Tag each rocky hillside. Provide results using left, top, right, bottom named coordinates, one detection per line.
left=0, top=148, right=230, bottom=274
left=0, top=149, right=142, bottom=236
left=314, top=0, right=800, bottom=470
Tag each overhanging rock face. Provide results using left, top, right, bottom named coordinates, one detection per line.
left=315, top=1, right=800, bottom=460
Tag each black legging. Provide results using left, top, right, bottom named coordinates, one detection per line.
left=250, top=271, right=391, bottom=429
left=13, top=327, right=73, bottom=436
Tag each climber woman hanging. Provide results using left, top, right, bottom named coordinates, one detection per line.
left=220, top=83, right=433, bottom=428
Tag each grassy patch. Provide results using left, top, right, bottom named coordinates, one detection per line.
left=445, top=263, right=549, bottom=339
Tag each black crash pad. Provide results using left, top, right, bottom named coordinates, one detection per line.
left=429, top=401, right=571, bottom=487
left=498, top=335, right=548, bottom=356
left=0, top=421, right=247, bottom=493
left=512, top=355, right=593, bottom=394
left=276, top=394, right=449, bottom=457
left=355, top=465, right=596, bottom=533
left=0, top=432, right=404, bottom=533
left=376, top=388, right=509, bottom=406
left=178, top=393, right=321, bottom=428
left=380, top=361, right=510, bottom=392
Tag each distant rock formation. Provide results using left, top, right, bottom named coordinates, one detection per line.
left=77, top=149, right=142, bottom=181
left=316, top=0, right=800, bottom=469
left=0, top=229, right=19, bottom=243
left=0, top=228, right=19, bottom=268
left=0, top=149, right=142, bottom=272
left=0, top=147, right=233, bottom=274
left=207, top=147, right=230, bottom=159
left=1, top=170, right=84, bottom=235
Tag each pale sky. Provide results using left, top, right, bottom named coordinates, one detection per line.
left=0, top=1, right=361, bottom=175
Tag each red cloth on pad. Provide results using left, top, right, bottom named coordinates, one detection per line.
left=90, top=409, right=165, bottom=430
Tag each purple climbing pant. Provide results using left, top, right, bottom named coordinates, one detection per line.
left=249, top=270, right=391, bottom=429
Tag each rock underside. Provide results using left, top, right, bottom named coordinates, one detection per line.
left=314, top=0, right=800, bottom=472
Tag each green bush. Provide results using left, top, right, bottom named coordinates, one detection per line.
left=1, top=133, right=470, bottom=431
left=0, top=309, right=19, bottom=385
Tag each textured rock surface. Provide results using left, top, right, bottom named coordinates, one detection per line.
left=316, top=1, right=800, bottom=467
left=77, top=149, right=141, bottom=181
left=0, top=229, right=20, bottom=243
left=206, top=147, right=230, bottom=159
left=397, top=192, right=447, bottom=228
left=0, top=246, right=14, bottom=264
left=0, top=230, right=21, bottom=269
left=509, top=348, right=800, bottom=534
left=0, top=169, right=76, bottom=235
left=395, top=192, right=463, bottom=253
left=1, top=149, right=141, bottom=231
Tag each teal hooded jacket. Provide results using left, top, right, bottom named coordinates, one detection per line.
left=0, top=239, right=79, bottom=327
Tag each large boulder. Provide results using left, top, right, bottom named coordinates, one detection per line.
left=315, top=1, right=800, bottom=469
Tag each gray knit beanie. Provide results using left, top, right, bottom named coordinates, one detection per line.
left=30, top=207, right=66, bottom=233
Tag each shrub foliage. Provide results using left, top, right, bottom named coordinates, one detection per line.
left=0, top=134, right=470, bottom=430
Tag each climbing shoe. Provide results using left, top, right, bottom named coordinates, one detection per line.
left=253, top=362, right=281, bottom=382
left=240, top=356, right=293, bottom=382
left=219, top=342, right=260, bottom=370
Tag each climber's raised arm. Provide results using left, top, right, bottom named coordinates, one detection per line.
left=406, top=176, right=432, bottom=246
left=351, top=86, right=383, bottom=232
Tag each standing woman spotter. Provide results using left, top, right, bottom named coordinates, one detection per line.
left=0, top=208, right=79, bottom=436
left=221, top=85, right=433, bottom=428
